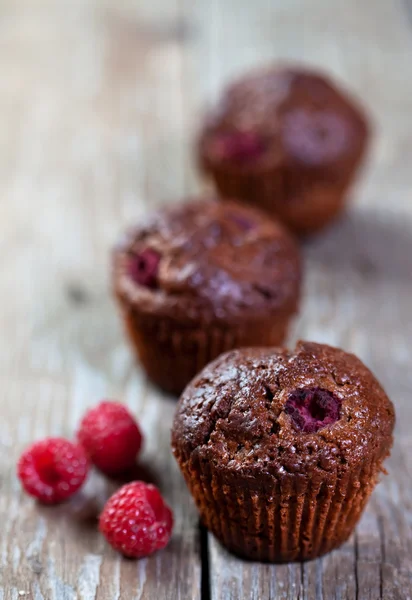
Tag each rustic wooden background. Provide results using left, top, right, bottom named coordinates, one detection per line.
left=1, top=0, right=412, bottom=598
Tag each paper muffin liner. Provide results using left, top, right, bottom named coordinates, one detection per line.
left=210, top=165, right=348, bottom=236
left=178, top=451, right=380, bottom=562
left=120, top=306, right=291, bottom=395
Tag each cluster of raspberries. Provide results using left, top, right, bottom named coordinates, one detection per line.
left=17, top=401, right=173, bottom=559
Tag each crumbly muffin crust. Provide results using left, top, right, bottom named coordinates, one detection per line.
left=173, top=341, right=394, bottom=473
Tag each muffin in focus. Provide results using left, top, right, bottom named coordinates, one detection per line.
left=199, top=65, right=370, bottom=235
left=172, top=341, right=394, bottom=561
left=112, top=199, right=301, bottom=395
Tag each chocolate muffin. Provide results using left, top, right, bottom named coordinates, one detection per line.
left=112, top=199, right=301, bottom=395
left=199, top=65, right=370, bottom=235
left=172, top=341, right=394, bottom=562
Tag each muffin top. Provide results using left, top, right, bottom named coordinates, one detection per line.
left=172, top=341, right=394, bottom=475
left=113, top=199, right=301, bottom=324
left=200, top=65, right=369, bottom=176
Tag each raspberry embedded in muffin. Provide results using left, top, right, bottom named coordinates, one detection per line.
left=209, top=131, right=266, bottom=162
left=128, top=248, right=161, bottom=289
left=285, top=387, right=341, bottom=433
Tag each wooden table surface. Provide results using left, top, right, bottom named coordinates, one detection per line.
left=1, top=0, right=412, bottom=598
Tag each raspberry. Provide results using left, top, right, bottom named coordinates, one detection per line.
left=128, top=248, right=161, bottom=289
left=285, top=387, right=341, bottom=433
left=212, top=131, right=266, bottom=162
left=78, top=401, right=143, bottom=477
left=17, top=438, right=89, bottom=504
left=99, top=481, right=173, bottom=558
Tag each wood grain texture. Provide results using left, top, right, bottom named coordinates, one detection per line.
left=1, top=0, right=412, bottom=598
left=0, top=1, right=200, bottom=599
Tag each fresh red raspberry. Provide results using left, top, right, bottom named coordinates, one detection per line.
left=99, top=481, right=173, bottom=558
left=78, top=401, right=143, bottom=477
left=17, top=438, right=89, bottom=504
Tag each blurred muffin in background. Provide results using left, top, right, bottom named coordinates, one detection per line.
left=112, top=198, right=301, bottom=395
left=198, top=65, right=370, bottom=235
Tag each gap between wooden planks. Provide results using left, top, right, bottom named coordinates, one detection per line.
left=1, top=0, right=412, bottom=598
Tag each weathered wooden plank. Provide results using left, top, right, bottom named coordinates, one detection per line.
left=209, top=540, right=303, bottom=600
left=0, top=1, right=201, bottom=598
